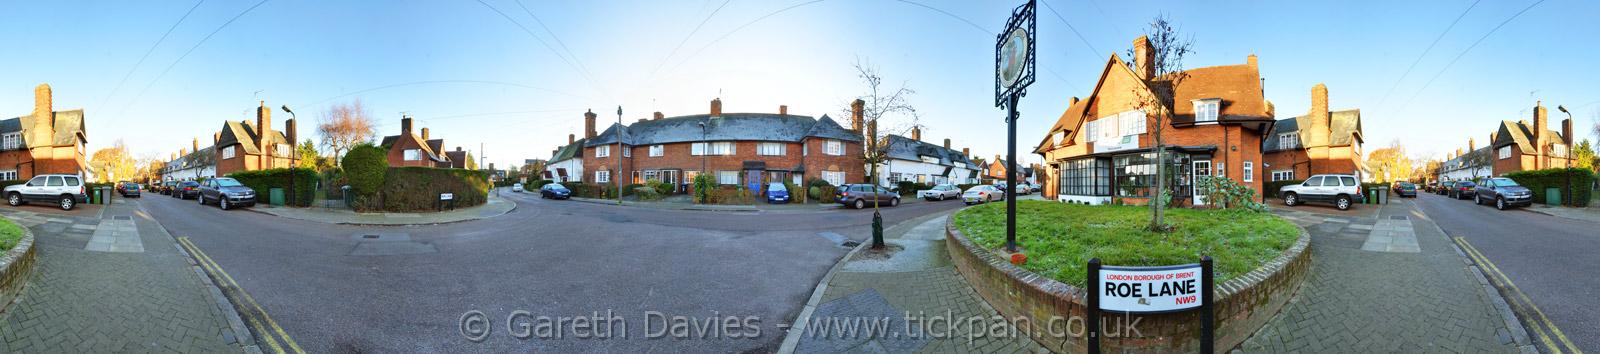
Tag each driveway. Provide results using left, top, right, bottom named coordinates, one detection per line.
left=137, top=190, right=964, bottom=352
left=1413, top=193, right=1595, bottom=353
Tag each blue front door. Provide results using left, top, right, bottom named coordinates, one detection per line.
left=746, top=170, right=762, bottom=193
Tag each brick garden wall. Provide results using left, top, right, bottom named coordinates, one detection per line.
left=945, top=217, right=1311, bottom=353
left=0, top=219, right=36, bottom=316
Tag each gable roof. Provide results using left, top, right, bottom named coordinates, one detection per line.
left=217, top=120, right=289, bottom=155
left=884, top=134, right=978, bottom=169
left=1494, top=120, right=1565, bottom=155
left=378, top=132, right=447, bottom=162
left=584, top=113, right=861, bottom=147
left=5, top=109, right=89, bottom=148
left=1440, top=146, right=1492, bottom=172
left=549, top=138, right=586, bottom=163
left=1263, top=109, right=1363, bottom=152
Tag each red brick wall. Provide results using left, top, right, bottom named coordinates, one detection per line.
left=581, top=139, right=864, bottom=188
left=385, top=136, right=435, bottom=167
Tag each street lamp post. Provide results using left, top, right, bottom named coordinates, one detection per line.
left=617, top=106, right=624, bottom=206
left=1559, top=105, right=1574, bottom=206
left=281, top=105, right=297, bottom=207
left=698, top=121, right=708, bottom=199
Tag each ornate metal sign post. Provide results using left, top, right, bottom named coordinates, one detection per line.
left=996, top=0, right=1035, bottom=253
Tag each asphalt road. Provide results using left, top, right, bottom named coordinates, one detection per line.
left=136, top=190, right=965, bottom=353
left=1412, top=192, right=1597, bottom=353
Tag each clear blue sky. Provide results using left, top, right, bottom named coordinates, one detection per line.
left=3, top=0, right=1596, bottom=169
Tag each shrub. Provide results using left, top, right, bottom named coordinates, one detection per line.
left=372, top=167, right=490, bottom=212
left=1262, top=179, right=1303, bottom=199
left=692, top=174, right=715, bottom=204
left=646, top=180, right=673, bottom=196
left=814, top=184, right=838, bottom=204
left=956, top=183, right=980, bottom=192
left=710, top=185, right=754, bottom=205
left=1198, top=176, right=1266, bottom=212
left=1505, top=168, right=1595, bottom=207
left=529, top=179, right=554, bottom=190
left=0, top=180, right=25, bottom=190
left=895, top=181, right=934, bottom=196
left=226, top=168, right=317, bottom=207
left=342, top=144, right=388, bottom=197
left=633, top=186, right=662, bottom=201
left=784, top=180, right=804, bottom=203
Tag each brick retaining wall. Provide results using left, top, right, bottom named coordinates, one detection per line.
left=945, top=216, right=1311, bottom=353
left=0, top=219, right=36, bottom=315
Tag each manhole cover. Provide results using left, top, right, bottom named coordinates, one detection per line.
left=362, top=234, right=380, bottom=239
left=1389, top=215, right=1408, bottom=220
left=113, top=216, right=131, bottom=220
left=841, top=241, right=861, bottom=248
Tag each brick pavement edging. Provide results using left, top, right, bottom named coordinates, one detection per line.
left=0, top=217, right=36, bottom=317
left=945, top=215, right=1312, bottom=353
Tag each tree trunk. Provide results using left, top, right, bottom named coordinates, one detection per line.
left=1151, top=116, right=1167, bottom=232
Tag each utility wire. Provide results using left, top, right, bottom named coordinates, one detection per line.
left=120, top=0, right=271, bottom=116
left=663, top=0, right=826, bottom=76
left=647, top=0, right=734, bottom=81
left=1396, top=0, right=1545, bottom=114
left=1041, top=0, right=1102, bottom=56
left=513, top=0, right=600, bottom=94
left=894, top=0, right=991, bottom=34
left=300, top=80, right=594, bottom=109
left=1375, top=0, right=1481, bottom=109
left=98, top=0, right=206, bottom=113
left=472, top=0, right=606, bottom=97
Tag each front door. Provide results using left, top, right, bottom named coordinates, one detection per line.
left=1192, top=160, right=1211, bottom=206
left=745, top=170, right=762, bottom=193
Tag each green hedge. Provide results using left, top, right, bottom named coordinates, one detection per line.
left=529, top=179, right=554, bottom=190
left=1504, top=168, right=1595, bottom=207
left=1263, top=179, right=1304, bottom=199
left=0, top=180, right=24, bottom=190
left=226, top=168, right=317, bottom=207
left=374, top=167, right=490, bottom=212
left=895, top=181, right=934, bottom=196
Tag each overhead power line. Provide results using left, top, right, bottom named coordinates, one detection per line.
left=1040, top=0, right=1102, bottom=57
left=513, top=0, right=600, bottom=93
left=1374, top=0, right=1481, bottom=109
left=647, top=0, right=734, bottom=81
left=120, top=0, right=271, bottom=116
left=1396, top=0, right=1546, bottom=114
left=472, top=0, right=607, bottom=97
left=98, top=0, right=206, bottom=113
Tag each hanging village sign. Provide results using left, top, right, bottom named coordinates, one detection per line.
left=995, top=0, right=1036, bottom=253
left=1086, top=257, right=1216, bottom=354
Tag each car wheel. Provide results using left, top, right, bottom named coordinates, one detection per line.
left=853, top=199, right=865, bottom=209
left=1496, top=198, right=1505, bottom=211
left=59, top=196, right=74, bottom=211
left=1336, top=195, right=1351, bottom=211
left=199, top=195, right=206, bottom=204
left=1284, top=193, right=1298, bottom=206
left=7, top=193, right=19, bottom=206
left=220, top=198, right=229, bottom=210
left=890, top=198, right=900, bottom=207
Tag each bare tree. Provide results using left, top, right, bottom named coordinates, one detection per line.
left=318, top=99, right=376, bottom=166
left=844, top=58, right=918, bottom=251
left=1124, top=15, right=1194, bottom=232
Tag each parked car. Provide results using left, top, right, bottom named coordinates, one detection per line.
left=917, top=184, right=961, bottom=201
left=962, top=185, right=1005, bottom=205
left=118, top=182, right=141, bottom=198
left=3, top=174, right=88, bottom=210
left=765, top=182, right=790, bottom=204
left=836, top=184, right=899, bottom=209
left=539, top=183, right=571, bottom=200
left=1448, top=181, right=1477, bottom=200
left=197, top=177, right=256, bottom=210
left=512, top=183, right=524, bottom=193
left=1013, top=182, right=1032, bottom=195
left=1392, top=182, right=1417, bottom=198
left=1436, top=181, right=1453, bottom=195
left=172, top=181, right=201, bottom=199
left=1423, top=182, right=1438, bottom=193
left=1278, top=174, right=1363, bottom=211
left=1473, top=177, right=1533, bottom=210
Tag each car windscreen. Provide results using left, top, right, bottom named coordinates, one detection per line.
left=549, top=184, right=568, bottom=190
left=768, top=183, right=786, bottom=191
left=216, top=179, right=243, bottom=187
left=1491, top=178, right=1518, bottom=186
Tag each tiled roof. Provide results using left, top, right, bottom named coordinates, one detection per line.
left=884, top=134, right=977, bottom=169
left=1163, top=63, right=1272, bottom=123
left=1494, top=120, right=1564, bottom=155
left=1263, top=109, right=1363, bottom=152
left=549, top=138, right=586, bottom=163
left=584, top=113, right=861, bottom=147
left=217, top=120, right=289, bottom=155
left=378, top=133, right=446, bottom=162
left=6, top=109, right=89, bottom=148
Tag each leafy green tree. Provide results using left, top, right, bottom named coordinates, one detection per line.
left=1573, top=139, right=1595, bottom=172
left=296, top=139, right=322, bottom=171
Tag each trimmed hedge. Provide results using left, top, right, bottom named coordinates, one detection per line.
left=375, top=167, right=490, bottom=212
left=342, top=144, right=388, bottom=197
left=1263, top=179, right=1304, bottom=199
left=1504, top=168, right=1595, bottom=207
left=227, top=168, right=317, bottom=207
left=895, top=181, right=934, bottom=196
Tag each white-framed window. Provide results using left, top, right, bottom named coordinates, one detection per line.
left=691, top=142, right=735, bottom=156
left=0, top=170, right=15, bottom=181
left=596, top=145, right=610, bottom=158
left=717, top=171, right=739, bottom=185
left=1052, top=130, right=1065, bottom=145
left=642, top=170, right=658, bottom=181
left=1084, top=120, right=1099, bottom=143
left=649, top=145, right=664, bottom=157
left=824, top=140, right=844, bottom=156
left=1278, top=132, right=1299, bottom=149
left=888, top=172, right=903, bottom=182
left=822, top=171, right=846, bottom=186
left=1271, top=170, right=1295, bottom=181
left=758, top=142, right=785, bottom=156
left=595, top=170, right=611, bottom=183
left=622, top=146, right=631, bottom=157
left=404, top=149, right=421, bottom=161
left=1120, top=111, right=1146, bottom=135
left=221, top=146, right=237, bottom=159
left=1498, top=146, right=1511, bottom=159
left=1552, top=144, right=1567, bottom=157
left=1, top=132, right=19, bottom=150
left=276, top=144, right=291, bottom=157
left=1243, top=160, right=1254, bottom=182
left=1193, top=98, right=1220, bottom=122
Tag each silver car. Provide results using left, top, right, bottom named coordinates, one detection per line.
left=963, top=185, right=1004, bottom=205
left=918, top=184, right=961, bottom=201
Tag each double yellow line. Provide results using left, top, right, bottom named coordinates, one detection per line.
left=1454, top=237, right=1583, bottom=354
left=177, top=237, right=306, bottom=354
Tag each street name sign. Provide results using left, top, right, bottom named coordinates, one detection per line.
left=1097, top=264, right=1203, bottom=313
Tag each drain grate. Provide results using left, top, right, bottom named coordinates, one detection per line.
left=1389, top=215, right=1408, bottom=220
left=362, top=234, right=380, bottom=239
left=113, top=216, right=132, bottom=220
left=841, top=240, right=861, bottom=248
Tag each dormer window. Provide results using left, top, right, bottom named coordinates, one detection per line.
left=1192, top=98, right=1220, bottom=122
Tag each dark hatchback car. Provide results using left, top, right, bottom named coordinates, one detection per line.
left=172, top=181, right=201, bottom=199
left=198, top=177, right=255, bottom=210
left=1392, top=182, right=1417, bottom=198
left=1473, top=177, right=1533, bottom=210
left=765, top=182, right=790, bottom=204
left=837, top=184, right=899, bottom=209
left=540, top=183, right=571, bottom=200
left=1448, top=181, right=1477, bottom=200
left=1437, top=181, right=1454, bottom=195
left=118, top=182, right=141, bottom=198
left=159, top=181, right=176, bottom=195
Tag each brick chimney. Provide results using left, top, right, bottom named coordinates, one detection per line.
left=584, top=110, right=597, bottom=139
left=963, top=148, right=970, bottom=158
left=850, top=99, right=865, bottom=133
left=653, top=111, right=664, bottom=120
left=421, top=127, right=429, bottom=140
left=1307, top=84, right=1331, bottom=148
left=1532, top=101, right=1547, bottom=154
left=1247, top=54, right=1258, bottom=70
left=285, top=116, right=296, bottom=149
left=401, top=115, right=413, bottom=136
left=1069, top=96, right=1079, bottom=107
left=568, top=134, right=575, bottom=144
left=213, top=132, right=220, bottom=145
left=193, top=137, right=199, bottom=154
left=180, top=148, right=187, bottom=156
left=1562, top=118, right=1573, bottom=145
left=30, top=83, right=53, bottom=147
left=1133, top=36, right=1154, bottom=79
left=911, top=126, right=921, bottom=141
left=1468, top=138, right=1475, bottom=151
left=710, top=98, right=723, bottom=117
left=256, top=101, right=272, bottom=155
left=943, top=138, right=951, bottom=149
left=779, top=105, right=788, bottom=115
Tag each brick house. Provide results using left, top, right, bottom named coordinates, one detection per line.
left=1491, top=102, right=1574, bottom=175
left=544, top=134, right=584, bottom=182
left=160, top=137, right=216, bottom=182
left=0, top=84, right=89, bottom=181
left=214, top=101, right=297, bottom=176
left=1261, top=84, right=1365, bottom=182
left=876, top=129, right=980, bottom=187
left=1438, top=144, right=1492, bottom=182
left=579, top=99, right=864, bottom=194
left=1033, top=36, right=1275, bottom=206
left=378, top=115, right=457, bottom=168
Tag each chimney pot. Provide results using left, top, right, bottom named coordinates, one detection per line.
left=568, top=134, right=575, bottom=144
left=943, top=138, right=951, bottom=149
left=710, top=98, right=723, bottom=117
left=584, top=110, right=598, bottom=139
left=401, top=116, right=413, bottom=134
left=1133, top=36, right=1155, bottom=79
left=911, top=126, right=921, bottom=141
left=779, top=105, right=788, bottom=115
left=1069, top=96, right=1079, bottom=106
left=653, top=111, right=664, bottom=120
